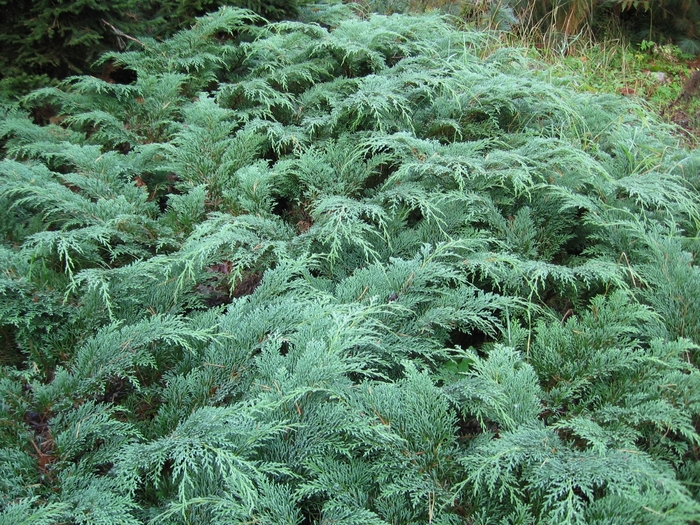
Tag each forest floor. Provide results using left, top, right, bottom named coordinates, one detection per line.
left=541, top=41, right=700, bottom=145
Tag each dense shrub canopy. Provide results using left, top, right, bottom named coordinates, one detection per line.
left=1, top=5, right=700, bottom=524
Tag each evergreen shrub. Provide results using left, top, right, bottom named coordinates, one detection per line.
left=1, top=4, right=700, bottom=523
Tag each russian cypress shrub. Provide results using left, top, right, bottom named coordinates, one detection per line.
left=1, top=5, right=699, bottom=523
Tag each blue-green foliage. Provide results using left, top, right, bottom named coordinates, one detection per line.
left=1, top=5, right=700, bottom=523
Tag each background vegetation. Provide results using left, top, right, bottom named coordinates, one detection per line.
left=0, top=0, right=299, bottom=97
left=1, top=0, right=700, bottom=523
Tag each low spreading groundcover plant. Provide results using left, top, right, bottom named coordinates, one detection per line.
left=1, top=3, right=700, bottom=523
